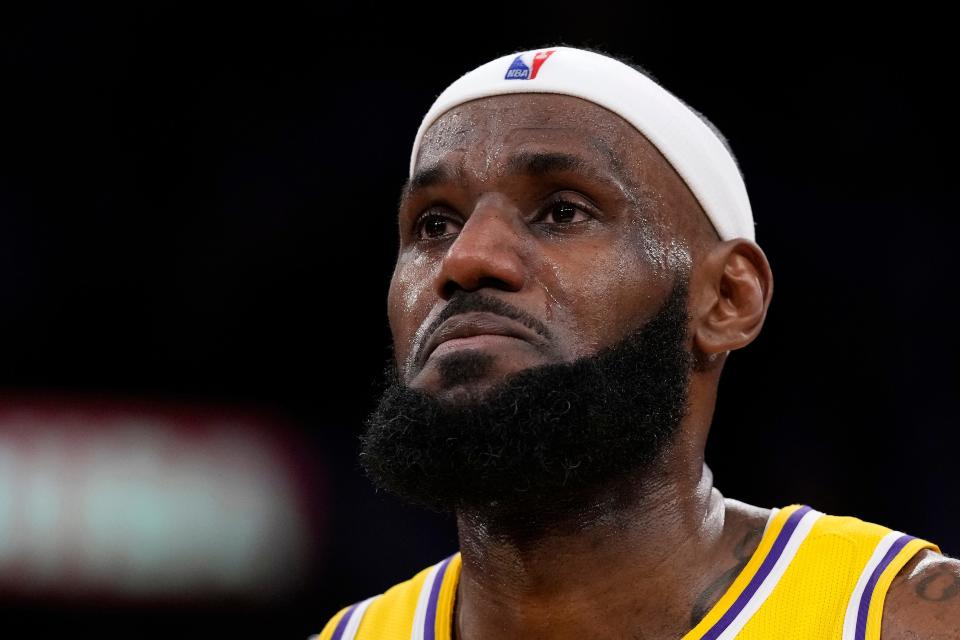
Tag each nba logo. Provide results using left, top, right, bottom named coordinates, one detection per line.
left=504, top=50, right=555, bottom=80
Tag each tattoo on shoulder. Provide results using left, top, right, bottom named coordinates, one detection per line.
left=690, top=527, right=763, bottom=626
left=915, top=568, right=960, bottom=602
left=733, top=527, right=762, bottom=562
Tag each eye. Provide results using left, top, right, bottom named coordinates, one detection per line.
left=539, top=199, right=591, bottom=225
left=415, top=212, right=461, bottom=240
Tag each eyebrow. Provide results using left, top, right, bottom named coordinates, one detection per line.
left=505, top=150, right=650, bottom=210
left=405, top=163, right=460, bottom=194
left=401, top=150, right=628, bottom=202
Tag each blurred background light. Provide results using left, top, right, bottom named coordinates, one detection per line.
left=0, top=398, right=318, bottom=602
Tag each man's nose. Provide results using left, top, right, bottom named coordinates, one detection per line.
left=434, top=197, right=527, bottom=299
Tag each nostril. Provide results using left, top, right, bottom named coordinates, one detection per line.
left=441, top=276, right=515, bottom=299
left=440, top=280, right=461, bottom=299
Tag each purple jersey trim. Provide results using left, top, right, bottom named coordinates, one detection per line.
left=700, top=505, right=812, bottom=640
left=424, top=555, right=455, bottom=640
left=330, top=602, right=358, bottom=640
left=855, top=534, right=914, bottom=640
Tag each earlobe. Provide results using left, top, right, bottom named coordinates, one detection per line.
left=691, top=240, right=773, bottom=358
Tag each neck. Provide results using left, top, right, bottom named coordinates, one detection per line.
left=453, top=453, right=735, bottom=640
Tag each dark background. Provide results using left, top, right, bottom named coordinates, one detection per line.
left=1, top=4, right=956, bottom=637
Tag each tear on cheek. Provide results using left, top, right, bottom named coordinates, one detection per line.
left=403, top=286, right=421, bottom=315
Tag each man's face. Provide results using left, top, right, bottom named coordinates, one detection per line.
left=362, top=94, right=712, bottom=518
left=389, top=94, right=701, bottom=399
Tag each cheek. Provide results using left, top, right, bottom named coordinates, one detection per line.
left=387, top=253, right=435, bottom=362
left=546, top=238, right=658, bottom=355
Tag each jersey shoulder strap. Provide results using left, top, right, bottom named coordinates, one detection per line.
left=720, top=506, right=939, bottom=640
left=315, top=553, right=459, bottom=640
left=834, top=515, right=940, bottom=640
left=684, top=504, right=825, bottom=639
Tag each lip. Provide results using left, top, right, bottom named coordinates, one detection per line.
left=420, top=312, right=544, bottom=364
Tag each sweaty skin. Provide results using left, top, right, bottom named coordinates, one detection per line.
left=387, top=94, right=957, bottom=639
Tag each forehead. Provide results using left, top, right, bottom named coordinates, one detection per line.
left=413, top=93, right=652, bottom=182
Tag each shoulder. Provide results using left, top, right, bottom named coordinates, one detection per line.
left=792, top=508, right=949, bottom=639
left=881, top=549, right=960, bottom=639
left=725, top=502, right=943, bottom=638
left=315, top=554, right=459, bottom=640
left=793, top=508, right=946, bottom=639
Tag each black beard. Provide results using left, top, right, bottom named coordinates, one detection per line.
left=360, top=277, right=694, bottom=527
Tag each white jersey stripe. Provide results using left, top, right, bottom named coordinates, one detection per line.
left=714, top=508, right=823, bottom=640
left=410, top=560, right=444, bottom=640
left=341, top=595, right=379, bottom=640
left=841, top=530, right=904, bottom=640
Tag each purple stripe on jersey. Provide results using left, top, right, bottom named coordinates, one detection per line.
left=855, top=534, right=914, bottom=640
left=424, top=555, right=455, bottom=640
left=700, top=505, right=812, bottom=640
left=330, top=602, right=359, bottom=640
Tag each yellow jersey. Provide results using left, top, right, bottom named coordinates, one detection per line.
left=315, top=505, right=940, bottom=639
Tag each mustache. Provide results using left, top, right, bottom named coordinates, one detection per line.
left=413, top=291, right=555, bottom=367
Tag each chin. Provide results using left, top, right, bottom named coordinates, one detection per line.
left=428, top=383, right=493, bottom=407
left=409, top=349, right=542, bottom=399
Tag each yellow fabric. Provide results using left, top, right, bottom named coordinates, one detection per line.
left=722, top=508, right=938, bottom=639
left=316, top=605, right=350, bottom=640
left=316, top=561, right=437, bottom=640
left=316, top=506, right=938, bottom=639
left=684, top=504, right=803, bottom=636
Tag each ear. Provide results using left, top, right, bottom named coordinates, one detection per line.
left=690, top=239, right=773, bottom=358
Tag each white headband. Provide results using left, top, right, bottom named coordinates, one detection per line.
left=409, top=46, right=755, bottom=242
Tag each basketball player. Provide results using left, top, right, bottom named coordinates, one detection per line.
left=316, top=47, right=959, bottom=639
